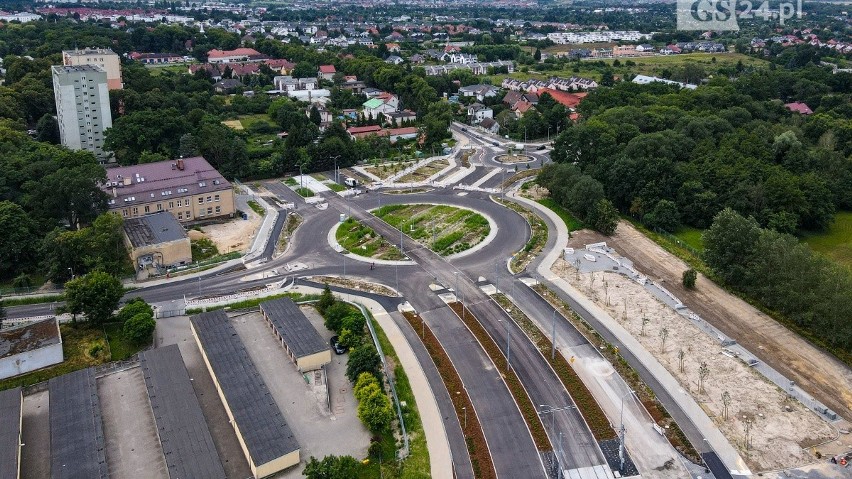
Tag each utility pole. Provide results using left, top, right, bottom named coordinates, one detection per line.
left=551, top=308, right=557, bottom=359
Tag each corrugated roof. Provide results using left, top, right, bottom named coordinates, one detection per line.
left=123, top=211, right=187, bottom=248
left=140, top=345, right=226, bottom=479
left=259, top=298, right=327, bottom=359
left=0, top=388, right=22, bottom=479
left=190, top=311, right=299, bottom=467
left=49, top=368, right=109, bottom=479
left=0, top=318, right=61, bottom=360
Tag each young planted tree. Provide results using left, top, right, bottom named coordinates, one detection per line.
left=682, top=268, right=697, bottom=289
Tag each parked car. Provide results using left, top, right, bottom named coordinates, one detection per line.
left=330, top=335, right=347, bottom=354
left=536, top=144, right=547, bottom=150
left=492, top=141, right=499, bottom=146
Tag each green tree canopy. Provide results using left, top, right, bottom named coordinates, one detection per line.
left=65, top=271, right=124, bottom=326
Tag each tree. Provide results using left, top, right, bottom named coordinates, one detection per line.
left=65, top=271, right=124, bottom=326
left=702, top=208, right=761, bottom=287
left=303, top=455, right=360, bottom=479
left=586, top=199, right=619, bottom=235
left=346, top=344, right=381, bottom=382
left=0, top=201, right=39, bottom=278
left=116, top=298, right=153, bottom=323
left=682, top=268, right=697, bottom=289
left=123, top=311, right=156, bottom=345
left=179, top=133, right=199, bottom=158
left=317, top=284, right=335, bottom=315
left=643, top=199, right=680, bottom=232
left=35, top=113, right=60, bottom=144
left=533, top=48, right=541, bottom=61
left=600, top=69, right=615, bottom=87
left=357, top=380, right=393, bottom=432
left=323, top=301, right=351, bottom=333
left=309, top=105, right=322, bottom=125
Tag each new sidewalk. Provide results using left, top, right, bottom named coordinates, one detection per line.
left=510, top=191, right=751, bottom=477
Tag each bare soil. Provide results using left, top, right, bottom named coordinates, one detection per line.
left=565, top=223, right=852, bottom=425
left=553, top=261, right=835, bottom=471
left=398, top=159, right=450, bottom=183
left=191, top=209, right=262, bottom=254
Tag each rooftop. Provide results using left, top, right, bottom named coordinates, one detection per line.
left=363, top=98, right=385, bottom=109
left=123, top=211, right=187, bottom=248
left=190, top=310, right=299, bottom=466
left=318, top=64, right=336, bottom=73
left=101, top=156, right=231, bottom=208
left=207, top=47, right=260, bottom=59
left=0, top=388, right=22, bottom=479
left=49, top=368, right=109, bottom=479
left=139, top=345, right=226, bottom=479
left=259, top=298, right=328, bottom=359
left=51, top=64, right=106, bottom=75
left=0, top=318, right=61, bottom=360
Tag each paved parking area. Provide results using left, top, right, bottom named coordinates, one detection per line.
left=231, top=309, right=370, bottom=478
left=98, top=367, right=168, bottom=479
left=20, top=389, right=50, bottom=479
left=155, top=314, right=252, bottom=479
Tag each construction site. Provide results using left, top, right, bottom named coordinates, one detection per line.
left=553, top=234, right=842, bottom=472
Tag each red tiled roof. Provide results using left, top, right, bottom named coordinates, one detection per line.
left=207, top=48, right=261, bottom=59
left=784, top=102, right=813, bottom=115
left=347, top=125, right=383, bottom=134
left=389, top=127, right=418, bottom=135
left=539, top=88, right=588, bottom=109
left=319, top=65, right=336, bottom=74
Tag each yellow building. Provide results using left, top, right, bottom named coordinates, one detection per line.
left=63, top=48, right=123, bottom=90
left=123, top=211, right=192, bottom=270
left=259, top=298, right=332, bottom=372
left=102, top=156, right=236, bottom=223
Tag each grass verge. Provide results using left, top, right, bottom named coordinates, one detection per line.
left=803, top=210, right=852, bottom=269
left=102, top=322, right=148, bottom=361
left=247, top=200, right=265, bottom=216
left=2, top=294, right=65, bottom=306
left=284, top=177, right=298, bottom=186
left=447, top=302, right=551, bottom=451
left=184, top=292, right=320, bottom=314
left=295, top=187, right=315, bottom=197
left=536, top=198, right=584, bottom=232
left=402, top=311, right=496, bottom=479
left=495, top=198, right=547, bottom=274
left=327, top=182, right=346, bottom=192
left=530, top=284, right=701, bottom=462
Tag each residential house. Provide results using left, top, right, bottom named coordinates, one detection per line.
left=347, top=125, right=383, bottom=140
left=385, top=43, right=401, bottom=52
left=207, top=48, right=266, bottom=63
left=318, top=64, right=336, bottom=80
left=306, top=103, right=332, bottom=126
left=363, top=96, right=398, bottom=117
left=129, top=52, right=187, bottom=64
left=785, top=102, right=813, bottom=115
left=538, top=88, right=588, bottom=110
left=385, top=55, right=404, bottom=65
left=214, top=79, right=244, bottom=93
left=441, top=52, right=477, bottom=64
left=274, top=76, right=317, bottom=91
left=458, top=84, right=499, bottom=102
left=409, top=54, right=425, bottom=64
left=342, top=79, right=367, bottom=93
left=383, top=110, right=416, bottom=126
left=467, top=103, right=493, bottom=124
left=479, top=118, right=500, bottom=134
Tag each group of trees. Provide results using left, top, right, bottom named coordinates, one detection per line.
left=536, top=163, right=620, bottom=235
left=550, top=65, right=852, bottom=234
left=703, top=209, right=852, bottom=352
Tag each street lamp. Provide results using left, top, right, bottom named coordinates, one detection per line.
left=538, top=404, right=576, bottom=479
left=551, top=308, right=558, bottom=359
left=498, top=319, right=511, bottom=371
left=453, top=271, right=460, bottom=301
left=619, top=390, right=637, bottom=472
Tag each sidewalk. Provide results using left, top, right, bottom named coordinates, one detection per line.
left=510, top=191, right=751, bottom=477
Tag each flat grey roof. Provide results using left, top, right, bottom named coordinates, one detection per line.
left=123, top=211, right=187, bottom=248
left=139, top=345, right=225, bottom=479
left=259, top=298, right=328, bottom=358
left=190, top=310, right=299, bottom=467
left=49, top=368, right=109, bottom=479
left=0, top=387, right=22, bottom=479
left=0, top=318, right=61, bottom=360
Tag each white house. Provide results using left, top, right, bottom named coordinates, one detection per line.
left=0, top=318, right=63, bottom=380
left=467, top=103, right=493, bottom=124
left=458, top=84, right=499, bottom=102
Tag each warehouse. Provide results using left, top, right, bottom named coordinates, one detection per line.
left=139, top=345, right=226, bottom=479
left=190, top=310, right=300, bottom=478
left=0, top=318, right=63, bottom=380
left=0, top=387, right=22, bottom=479
left=123, top=211, right=192, bottom=271
left=49, top=368, right=109, bottom=479
left=259, top=298, right=332, bottom=372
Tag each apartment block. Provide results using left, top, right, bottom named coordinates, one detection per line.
left=51, top=65, right=113, bottom=162
left=62, top=47, right=123, bottom=90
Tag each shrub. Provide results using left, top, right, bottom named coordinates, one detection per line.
left=123, top=312, right=156, bottom=345
left=317, top=284, right=335, bottom=315
left=346, top=344, right=381, bottom=382
left=682, top=268, right=697, bottom=289
left=323, top=302, right=351, bottom=332
left=115, top=298, right=153, bottom=323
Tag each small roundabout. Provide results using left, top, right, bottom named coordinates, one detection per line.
left=494, top=153, right=535, bottom=164
left=329, top=203, right=498, bottom=264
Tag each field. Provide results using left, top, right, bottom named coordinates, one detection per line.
left=336, top=204, right=491, bottom=258
left=803, top=211, right=852, bottom=269
left=364, top=158, right=420, bottom=181
left=672, top=227, right=705, bottom=252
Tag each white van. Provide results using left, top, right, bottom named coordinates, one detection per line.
left=344, top=177, right=359, bottom=187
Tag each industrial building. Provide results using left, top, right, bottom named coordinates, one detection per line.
left=259, top=298, right=332, bottom=372
left=0, top=387, right=22, bottom=479
left=123, top=211, right=192, bottom=270
left=51, top=64, right=114, bottom=162
left=190, top=310, right=300, bottom=478
left=62, top=48, right=123, bottom=90
left=49, top=368, right=109, bottom=479
left=139, top=345, right=226, bottom=479
left=0, top=318, right=63, bottom=381
left=101, top=156, right=235, bottom=223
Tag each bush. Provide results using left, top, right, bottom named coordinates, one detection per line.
left=303, top=455, right=360, bottom=479
left=323, top=302, right=351, bottom=332
left=317, top=284, right=335, bottom=315
left=357, top=380, right=393, bottom=432
left=115, top=298, right=153, bottom=323
left=682, top=268, right=697, bottom=289
left=346, top=344, right=381, bottom=382
left=123, top=312, right=156, bottom=345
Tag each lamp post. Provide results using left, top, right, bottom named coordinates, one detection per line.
left=538, top=404, right=576, bottom=479
left=619, top=390, right=637, bottom=473
left=454, top=271, right=460, bottom=301
left=498, top=319, right=511, bottom=371
left=551, top=308, right=558, bottom=359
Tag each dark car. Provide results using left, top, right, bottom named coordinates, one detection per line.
left=330, top=336, right=347, bottom=355
left=492, top=141, right=499, bottom=146
left=461, top=127, right=467, bottom=132
left=536, top=144, right=547, bottom=150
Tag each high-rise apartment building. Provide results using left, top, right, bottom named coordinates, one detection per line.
left=51, top=65, right=113, bottom=162
left=62, top=47, right=123, bottom=90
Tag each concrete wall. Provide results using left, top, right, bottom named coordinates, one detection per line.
left=0, top=343, right=64, bottom=381
left=126, top=237, right=192, bottom=269
left=255, top=451, right=299, bottom=479
left=296, top=350, right=332, bottom=373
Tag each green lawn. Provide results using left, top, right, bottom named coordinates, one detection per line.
left=672, top=227, right=705, bottom=252
left=375, top=204, right=490, bottom=256
left=803, top=211, right=852, bottom=269
left=295, top=187, right=315, bottom=197
left=103, top=322, right=148, bottom=361
left=247, top=200, right=266, bottom=216
left=536, top=198, right=584, bottom=232
left=326, top=182, right=346, bottom=192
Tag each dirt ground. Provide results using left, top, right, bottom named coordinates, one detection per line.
left=565, top=223, right=852, bottom=426
left=189, top=209, right=262, bottom=254
left=553, top=260, right=836, bottom=471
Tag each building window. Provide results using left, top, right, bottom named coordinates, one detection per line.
left=185, top=211, right=191, bottom=219
left=215, top=206, right=221, bottom=214
left=214, top=194, right=220, bottom=202
left=198, top=197, right=203, bottom=204
left=206, top=196, right=212, bottom=203
left=207, top=207, right=212, bottom=215
left=157, top=204, right=163, bottom=211
left=168, top=201, right=174, bottom=209
left=198, top=209, right=205, bottom=217
left=132, top=207, right=139, bottom=215
left=177, top=212, right=183, bottom=220
left=122, top=209, right=128, bottom=217
left=144, top=205, right=150, bottom=213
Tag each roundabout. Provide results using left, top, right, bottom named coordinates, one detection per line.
left=494, top=153, right=535, bottom=164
